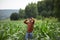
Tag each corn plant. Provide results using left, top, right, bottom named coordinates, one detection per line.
left=0, top=19, right=60, bottom=40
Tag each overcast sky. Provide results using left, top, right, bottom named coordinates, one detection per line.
left=0, top=0, right=41, bottom=9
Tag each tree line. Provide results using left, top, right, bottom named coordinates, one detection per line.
left=10, top=0, right=60, bottom=21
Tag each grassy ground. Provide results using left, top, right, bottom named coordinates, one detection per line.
left=0, top=18, right=60, bottom=40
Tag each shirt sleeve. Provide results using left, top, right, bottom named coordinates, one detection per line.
left=24, top=19, right=28, bottom=24
left=33, top=19, right=35, bottom=24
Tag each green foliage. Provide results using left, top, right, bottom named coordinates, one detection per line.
left=0, top=20, right=26, bottom=40
left=18, top=0, right=60, bottom=21
left=19, top=9, right=25, bottom=19
left=37, top=1, right=54, bottom=17
left=43, top=0, right=60, bottom=21
left=36, top=16, right=42, bottom=20
left=10, top=13, right=19, bottom=20
left=25, top=3, right=38, bottom=18
left=54, top=0, right=60, bottom=21
left=0, top=19, right=60, bottom=40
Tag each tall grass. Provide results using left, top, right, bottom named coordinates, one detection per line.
left=0, top=18, right=60, bottom=40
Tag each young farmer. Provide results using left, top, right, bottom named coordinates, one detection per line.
left=24, top=17, right=35, bottom=40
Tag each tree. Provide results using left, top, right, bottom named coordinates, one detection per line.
left=37, top=1, right=54, bottom=17
left=25, top=3, right=38, bottom=18
left=41, top=10, right=48, bottom=17
left=19, top=9, right=25, bottom=18
left=54, top=0, right=60, bottom=21
left=37, top=1, right=45, bottom=15
left=10, top=12, right=19, bottom=20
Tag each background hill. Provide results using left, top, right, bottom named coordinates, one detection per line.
left=0, top=9, right=19, bottom=20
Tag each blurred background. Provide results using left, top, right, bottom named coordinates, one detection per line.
left=0, top=0, right=60, bottom=21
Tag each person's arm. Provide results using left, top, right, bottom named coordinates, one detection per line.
left=31, top=18, right=35, bottom=24
left=33, top=19, right=35, bottom=24
left=24, top=19, right=27, bottom=24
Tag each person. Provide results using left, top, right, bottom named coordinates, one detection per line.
left=24, top=17, right=35, bottom=40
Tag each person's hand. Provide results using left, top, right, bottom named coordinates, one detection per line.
left=26, top=19, right=29, bottom=23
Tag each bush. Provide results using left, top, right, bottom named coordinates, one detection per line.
left=10, top=13, right=19, bottom=20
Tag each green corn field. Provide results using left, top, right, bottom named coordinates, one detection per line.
left=0, top=18, right=60, bottom=40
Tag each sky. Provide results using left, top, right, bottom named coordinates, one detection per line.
left=0, top=0, right=41, bottom=9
